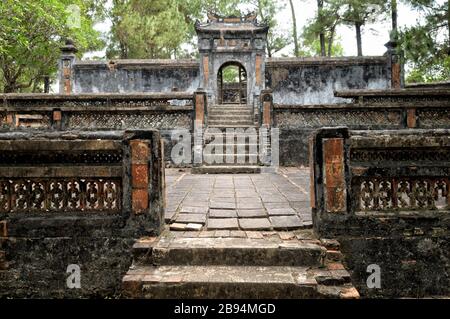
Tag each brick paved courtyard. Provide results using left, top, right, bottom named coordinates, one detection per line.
left=165, top=167, right=312, bottom=231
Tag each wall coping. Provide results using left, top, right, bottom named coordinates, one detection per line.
left=335, top=88, right=450, bottom=98
left=0, top=92, right=193, bottom=101
left=74, top=59, right=199, bottom=69
left=266, top=56, right=388, bottom=67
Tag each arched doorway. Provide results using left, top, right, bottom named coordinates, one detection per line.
left=217, top=62, right=247, bottom=104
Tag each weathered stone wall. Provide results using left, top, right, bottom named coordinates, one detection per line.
left=0, top=130, right=165, bottom=298
left=275, top=89, right=450, bottom=166
left=266, top=57, right=390, bottom=105
left=0, top=93, right=194, bottom=167
left=310, top=127, right=450, bottom=298
left=72, top=60, right=200, bottom=94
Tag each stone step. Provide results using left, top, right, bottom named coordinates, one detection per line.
left=192, top=165, right=262, bottom=174
left=208, top=125, right=256, bottom=128
left=202, top=144, right=260, bottom=152
left=132, top=237, right=326, bottom=267
left=122, top=265, right=358, bottom=299
left=209, top=109, right=252, bottom=114
left=203, top=153, right=260, bottom=164
left=208, top=115, right=253, bottom=120
left=208, top=120, right=254, bottom=125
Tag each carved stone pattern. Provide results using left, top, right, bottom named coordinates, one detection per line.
left=7, top=99, right=192, bottom=108
left=351, top=148, right=450, bottom=162
left=67, top=112, right=192, bottom=129
left=275, top=110, right=402, bottom=128
left=0, top=178, right=121, bottom=213
left=417, top=109, right=450, bottom=128
left=357, top=177, right=448, bottom=212
left=360, top=96, right=450, bottom=104
left=0, top=151, right=123, bottom=165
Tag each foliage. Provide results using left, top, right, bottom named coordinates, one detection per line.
left=0, top=0, right=103, bottom=93
left=400, top=0, right=450, bottom=82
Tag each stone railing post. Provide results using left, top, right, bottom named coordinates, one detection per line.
left=59, top=39, right=77, bottom=94
left=125, top=130, right=165, bottom=235
left=385, top=40, right=404, bottom=89
left=260, top=90, right=273, bottom=128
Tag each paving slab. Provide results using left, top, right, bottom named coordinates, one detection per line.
left=207, top=218, right=239, bottom=230
left=270, top=216, right=303, bottom=230
left=179, top=206, right=208, bottom=214
left=237, top=209, right=267, bottom=218
left=267, top=207, right=297, bottom=216
left=209, top=209, right=238, bottom=218
left=239, top=218, right=272, bottom=230
left=210, top=201, right=236, bottom=209
left=175, top=214, right=207, bottom=224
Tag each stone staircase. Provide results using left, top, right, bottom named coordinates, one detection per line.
left=122, top=233, right=359, bottom=299
left=192, top=104, right=270, bottom=174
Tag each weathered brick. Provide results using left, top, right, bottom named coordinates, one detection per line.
left=340, top=287, right=360, bottom=299
left=53, top=110, right=62, bottom=121
left=132, top=164, right=149, bottom=188
left=323, top=138, right=346, bottom=213
left=132, top=189, right=148, bottom=214
left=131, top=140, right=150, bottom=163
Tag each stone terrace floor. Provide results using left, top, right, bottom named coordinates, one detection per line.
left=165, top=167, right=312, bottom=232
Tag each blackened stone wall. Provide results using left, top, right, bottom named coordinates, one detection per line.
left=276, top=89, right=450, bottom=166
left=266, top=57, right=390, bottom=105
left=72, top=60, right=200, bottom=94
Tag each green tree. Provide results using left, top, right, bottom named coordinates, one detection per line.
left=303, top=0, right=343, bottom=56
left=340, top=0, right=386, bottom=56
left=400, top=0, right=450, bottom=82
left=288, top=0, right=300, bottom=57
left=250, top=0, right=291, bottom=57
left=0, top=0, right=103, bottom=93
left=106, top=0, right=244, bottom=59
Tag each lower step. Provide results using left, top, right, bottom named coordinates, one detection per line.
left=192, top=165, right=262, bottom=174
left=122, top=265, right=358, bottom=299
left=133, top=237, right=326, bottom=267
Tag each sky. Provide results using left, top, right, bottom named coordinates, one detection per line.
left=85, top=0, right=427, bottom=59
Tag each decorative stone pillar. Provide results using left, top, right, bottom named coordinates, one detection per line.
left=59, top=39, right=77, bottom=94
left=385, top=40, right=404, bottom=89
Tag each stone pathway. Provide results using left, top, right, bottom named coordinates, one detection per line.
left=165, top=167, right=312, bottom=232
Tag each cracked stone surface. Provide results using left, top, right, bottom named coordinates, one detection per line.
left=165, top=167, right=312, bottom=231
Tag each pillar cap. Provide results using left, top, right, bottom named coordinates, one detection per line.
left=61, top=38, right=78, bottom=55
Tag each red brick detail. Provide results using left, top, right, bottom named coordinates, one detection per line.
left=407, top=108, right=416, bottom=128
left=263, top=101, right=271, bottom=127
left=195, top=93, right=205, bottom=126
left=0, top=221, right=7, bottom=237
left=53, top=110, right=62, bottom=121
left=340, top=287, right=360, bottom=299
left=132, top=189, right=148, bottom=214
left=255, top=54, right=262, bottom=86
left=202, top=56, right=209, bottom=86
left=309, top=136, right=315, bottom=209
left=132, top=164, right=149, bottom=188
left=130, top=140, right=150, bottom=164
left=391, top=63, right=401, bottom=89
left=64, top=79, right=71, bottom=94
left=6, top=114, right=13, bottom=125
left=327, top=262, right=345, bottom=270
left=323, top=138, right=346, bottom=213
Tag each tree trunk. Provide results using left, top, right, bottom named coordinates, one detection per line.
left=355, top=22, right=362, bottom=56
left=448, top=0, right=450, bottom=55
left=317, top=0, right=326, bottom=56
left=328, top=26, right=335, bottom=57
left=288, top=0, right=299, bottom=57
left=391, top=0, right=398, bottom=40
left=44, top=76, right=50, bottom=93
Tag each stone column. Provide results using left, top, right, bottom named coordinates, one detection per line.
left=59, top=39, right=77, bottom=94
left=194, top=89, right=207, bottom=127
